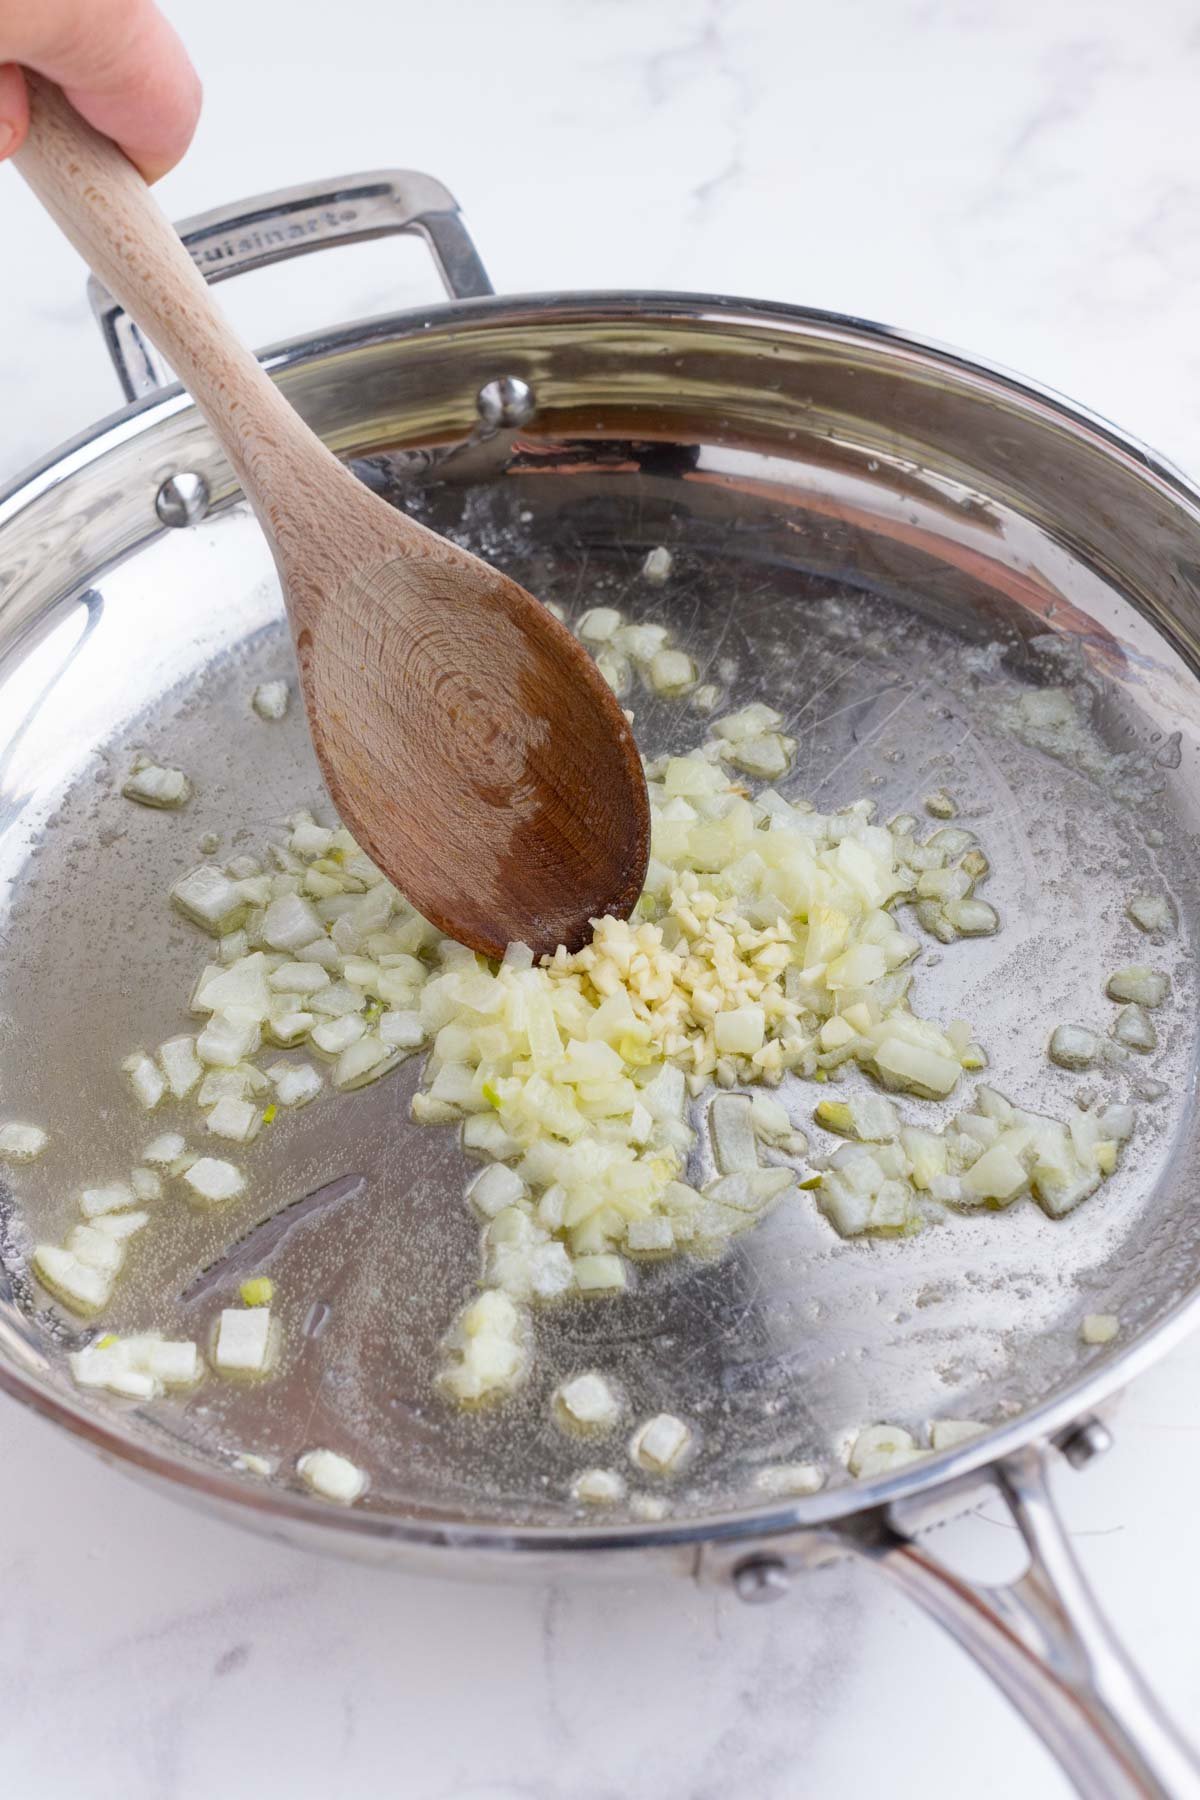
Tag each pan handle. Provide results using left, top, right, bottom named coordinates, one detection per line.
left=86, top=169, right=494, bottom=402
left=848, top=1439, right=1200, bottom=1799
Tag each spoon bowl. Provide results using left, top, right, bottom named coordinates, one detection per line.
left=14, top=75, right=649, bottom=955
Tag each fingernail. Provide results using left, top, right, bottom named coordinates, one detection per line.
left=0, top=122, right=15, bottom=159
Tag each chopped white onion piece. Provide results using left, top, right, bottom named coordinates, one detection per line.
left=297, top=1448, right=367, bottom=1503
left=630, top=1412, right=692, bottom=1473
left=311, top=1014, right=366, bottom=1055
left=625, top=1217, right=674, bottom=1253
left=1080, top=1312, right=1119, bottom=1345
left=849, top=1423, right=921, bottom=1478
left=197, top=1067, right=253, bottom=1107
left=205, top=1097, right=261, bottom=1143
left=572, top=1467, right=626, bottom=1504
left=262, top=893, right=323, bottom=951
left=129, top=1167, right=162, bottom=1203
left=66, top=1223, right=126, bottom=1276
left=172, top=865, right=247, bottom=934
left=554, top=1371, right=621, bottom=1431
left=714, top=1006, right=765, bottom=1055
left=629, top=1492, right=670, bottom=1520
left=143, top=1132, right=186, bottom=1165
left=929, top=1419, right=986, bottom=1450
left=252, top=680, right=290, bottom=720
left=268, top=961, right=330, bottom=995
left=1098, top=1102, right=1136, bottom=1141
left=197, top=1014, right=261, bottom=1067
left=233, top=1452, right=273, bottom=1477
left=1106, top=965, right=1169, bottom=1007
left=268, top=1061, right=323, bottom=1107
left=642, top=546, right=673, bottom=585
left=158, top=1034, right=203, bottom=1098
left=616, top=622, right=668, bottom=663
left=573, top=1254, right=627, bottom=1294
left=80, top=1181, right=136, bottom=1219
left=1127, top=894, right=1173, bottom=934
left=815, top=1093, right=901, bottom=1142
left=577, top=606, right=622, bottom=642
left=0, top=1122, right=48, bottom=1161
left=1049, top=1024, right=1100, bottom=1070
left=92, top=1208, right=149, bottom=1240
left=702, top=1167, right=793, bottom=1214
left=708, top=1094, right=759, bottom=1173
left=214, top=1306, right=272, bottom=1373
left=69, top=1346, right=156, bottom=1396
left=333, top=1034, right=400, bottom=1091
left=942, top=897, right=999, bottom=937
left=123, top=763, right=190, bottom=808
left=754, top=1462, right=825, bottom=1498
left=439, top=1290, right=529, bottom=1405
left=649, top=649, right=697, bottom=694
left=33, top=1245, right=111, bottom=1313
left=123, top=1052, right=166, bottom=1110
left=722, top=731, right=794, bottom=778
left=1112, top=1004, right=1157, bottom=1051
left=468, top=1164, right=528, bottom=1218
left=183, top=1157, right=245, bottom=1205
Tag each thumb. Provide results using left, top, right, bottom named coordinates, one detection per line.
left=0, top=3, right=202, bottom=182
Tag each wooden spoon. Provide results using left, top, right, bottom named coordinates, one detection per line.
left=13, top=77, right=649, bottom=958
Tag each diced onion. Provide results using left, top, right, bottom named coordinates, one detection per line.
left=80, top=1181, right=136, bottom=1219
left=205, top=1096, right=261, bottom=1143
left=1112, top=1005, right=1157, bottom=1052
left=158, top=1035, right=202, bottom=1098
left=849, top=1423, right=921, bottom=1478
left=1106, top=965, right=1169, bottom=1007
left=268, top=1061, right=323, bottom=1107
left=1048, top=1024, right=1100, bottom=1070
left=642, top=546, right=673, bottom=585
left=0, top=1122, right=48, bottom=1161
left=214, top=1306, right=272, bottom=1373
left=554, top=1371, right=621, bottom=1431
left=929, top=1419, right=986, bottom=1450
left=1127, top=894, right=1173, bottom=934
left=123, top=1053, right=166, bottom=1110
left=33, top=1244, right=112, bottom=1313
left=183, top=1157, right=245, bottom=1205
left=123, top=763, right=190, bottom=808
left=143, top=1132, right=185, bottom=1165
left=630, top=1412, right=692, bottom=1473
left=251, top=680, right=290, bottom=720
left=297, top=1448, right=366, bottom=1503
left=571, top=1468, right=626, bottom=1504
left=754, top=1462, right=825, bottom=1497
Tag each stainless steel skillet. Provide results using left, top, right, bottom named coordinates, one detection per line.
left=2, top=169, right=1200, bottom=1797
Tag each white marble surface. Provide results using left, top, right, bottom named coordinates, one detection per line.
left=3, top=2, right=1200, bottom=1794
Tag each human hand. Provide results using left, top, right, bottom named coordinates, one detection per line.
left=0, top=0, right=200, bottom=181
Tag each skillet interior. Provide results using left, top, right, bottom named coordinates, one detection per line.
left=1, top=296, right=1198, bottom=1551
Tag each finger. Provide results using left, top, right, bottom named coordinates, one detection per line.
left=0, top=62, right=29, bottom=162
left=1, top=0, right=202, bottom=181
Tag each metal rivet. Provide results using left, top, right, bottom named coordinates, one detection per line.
left=733, top=1556, right=791, bottom=1604
left=476, top=376, right=536, bottom=428
left=156, top=471, right=210, bottom=528
left=1058, top=1416, right=1114, bottom=1469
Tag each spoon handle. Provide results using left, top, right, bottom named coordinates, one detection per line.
left=13, top=74, right=344, bottom=519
